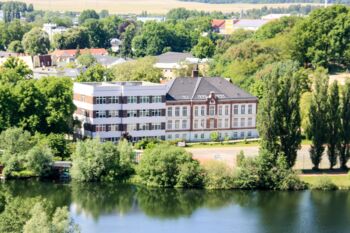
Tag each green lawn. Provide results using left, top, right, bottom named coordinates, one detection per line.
left=300, top=175, right=350, bottom=188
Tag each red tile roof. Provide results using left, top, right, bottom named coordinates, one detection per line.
left=212, top=19, right=225, bottom=28
left=51, top=48, right=108, bottom=57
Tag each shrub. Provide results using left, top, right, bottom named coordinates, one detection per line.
left=234, top=157, right=260, bottom=189
left=134, top=138, right=160, bottom=150
left=137, top=144, right=203, bottom=188
left=236, top=151, right=245, bottom=167
left=312, top=176, right=338, bottom=190
left=203, top=161, right=236, bottom=189
left=210, top=132, right=220, bottom=142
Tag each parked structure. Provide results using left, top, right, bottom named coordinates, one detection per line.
left=73, top=77, right=258, bottom=142
left=51, top=48, right=108, bottom=63
left=73, top=81, right=167, bottom=142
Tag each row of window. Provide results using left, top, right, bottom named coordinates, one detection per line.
left=166, top=117, right=254, bottom=130
left=94, top=96, right=163, bottom=104
left=94, top=109, right=163, bottom=118
left=167, top=104, right=254, bottom=118
left=166, top=131, right=254, bottom=140
left=95, top=123, right=163, bottom=132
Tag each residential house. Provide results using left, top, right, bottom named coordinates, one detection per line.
left=211, top=19, right=269, bottom=34
left=93, top=55, right=133, bottom=68
left=51, top=48, right=108, bottom=63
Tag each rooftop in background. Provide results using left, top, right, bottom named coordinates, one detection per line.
left=166, top=77, right=257, bottom=101
left=156, top=52, right=194, bottom=64
left=233, top=19, right=269, bottom=29
left=51, top=48, right=108, bottom=57
left=77, top=81, right=164, bottom=87
left=211, top=19, right=225, bottom=28
left=93, top=55, right=133, bottom=67
left=261, top=13, right=291, bottom=20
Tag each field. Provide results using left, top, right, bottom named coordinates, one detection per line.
left=3, top=0, right=321, bottom=14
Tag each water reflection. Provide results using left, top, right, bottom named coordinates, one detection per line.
left=0, top=181, right=350, bottom=233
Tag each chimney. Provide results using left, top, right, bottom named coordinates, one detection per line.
left=191, top=64, right=199, bottom=78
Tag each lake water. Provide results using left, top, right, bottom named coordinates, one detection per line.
left=1, top=180, right=350, bottom=233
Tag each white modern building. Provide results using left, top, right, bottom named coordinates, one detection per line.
left=73, top=81, right=167, bottom=142
left=73, top=77, right=258, bottom=143
left=43, top=23, right=68, bottom=41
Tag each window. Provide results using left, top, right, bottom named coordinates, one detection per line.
left=127, top=96, right=137, bottom=104
left=140, top=123, right=150, bottom=131
left=153, top=123, right=162, bottom=130
left=248, top=118, right=253, bottom=127
left=218, top=106, right=223, bottom=116
left=240, top=132, right=245, bottom=138
left=140, top=96, right=150, bottom=103
left=175, top=107, right=180, bottom=116
left=194, top=120, right=198, bottom=129
left=167, top=107, right=172, bottom=117
left=127, top=110, right=137, bottom=117
left=175, top=134, right=179, bottom=139
left=209, top=106, right=215, bottom=116
left=182, top=107, right=187, bottom=117
left=167, top=134, right=172, bottom=140
left=225, top=105, right=229, bottom=115
left=96, top=96, right=106, bottom=104
left=233, top=132, right=238, bottom=138
left=233, top=118, right=238, bottom=127
left=233, top=105, right=238, bottom=115
left=247, top=131, right=252, bottom=137
left=182, top=120, right=187, bottom=129
left=224, top=119, right=229, bottom=128
left=241, top=105, right=245, bottom=114
left=201, top=119, right=205, bottom=129
left=151, top=109, right=161, bottom=116
left=210, top=119, right=215, bottom=129
left=182, top=134, right=186, bottom=139
left=194, top=106, right=199, bottom=116
left=80, top=95, right=86, bottom=102
left=153, top=96, right=162, bottom=103
left=127, top=124, right=137, bottom=131
left=201, top=106, right=205, bottom=116
left=201, top=133, right=205, bottom=139
left=194, top=134, right=198, bottom=139
left=110, top=96, right=119, bottom=104
left=108, top=110, right=118, bottom=118
left=218, top=119, right=222, bottom=128
left=175, top=120, right=180, bottom=129
left=140, top=109, right=150, bottom=117
left=167, top=120, right=172, bottom=130
left=248, top=104, right=253, bottom=114
left=241, top=118, right=245, bottom=127
left=95, top=124, right=106, bottom=132
left=96, top=111, right=106, bottom=118
left=110, top=124, right=118, bottom=131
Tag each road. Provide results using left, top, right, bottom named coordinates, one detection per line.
left=187, top=145, right=340, bottom=170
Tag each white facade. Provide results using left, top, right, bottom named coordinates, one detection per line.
left=73, top=82, right=167, bottom=142
left=43, top=23, right=68, bottom=41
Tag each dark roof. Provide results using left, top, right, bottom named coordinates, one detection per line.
left=166, top=77, right=257, bottom=101
left=156, top=52, right=194, bottom=63
left=93, top=55, right=133, bottom=66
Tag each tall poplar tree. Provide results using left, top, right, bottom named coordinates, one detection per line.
left=257, top=61, right=304, bottom=168
left=327, top=81, right=340, bottom=169
left=309, top=69, right=329, bottom=170
left=339, top=82, right=350, bottom=169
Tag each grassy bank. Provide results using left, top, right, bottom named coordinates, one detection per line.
left=300, top=175, right=350, bottom=189
left=186, top=139, right=311, bottom=148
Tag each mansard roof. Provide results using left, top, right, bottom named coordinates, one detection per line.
left=166, top=77, right=257, bottom=101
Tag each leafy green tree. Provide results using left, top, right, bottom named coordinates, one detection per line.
left=23, top=203, right=51, bottom=233
left=3, top=56, right=32, bottom=78
left=257, top=61, right=303, bottom=168
left=25, top=145, right=53, bottom=176
left=215, top=29, right=254, bottom=55
left=7, top=40, right=23, bottom=53
left=120, top=24, right=136, bottom=57
left=51, top=206, right=80, bottom=233
left=83, top=19, right=108, bottom=48
left=110, top=57, right=162, bottom=83
left=255, top=16, right=300, bottom=40
left=192, top=36, right=215, bottom=58
left=2, top=1, right=28, bottom=22
left=99, top=10, right=109, bottom=18
left=22, top=27, right=50, bottom=55
left=117, top=139, right=135, bottom=173
left=77, top=64, right=111, bottom=82
left=210, top=131, right=220, bottom=142
left=53, top=28, right=89, bottom=49
left=137, top=144, right=203, bottom=188
left=166, top=8, right=191, bottom=20
left=309, top=69, right=329, bottom=170
left=339, top=82, right=350, bottom=169
left=0, top=84, right=17, bottom=131
left=327, top=81, right=340, bottom=169
left=78, top=9, right=99, bottom=24
left=76, top=53, right=96, bottom=68
left=71, top=138, right=133, bottom=182
left=101, top=15, right=122, bottom=39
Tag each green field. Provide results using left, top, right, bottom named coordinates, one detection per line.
left=301, top=175, right=350, bottom=188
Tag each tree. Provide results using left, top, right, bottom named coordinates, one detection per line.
left=99, top=10, right=109, bottom=18
left=257, top=61, right=303, bottom=168
left=309, top=69, right=329, bottom=170
left=53, top=28, right=89, bottom=49
left=327, top=81, right=340, bottom=169
left=166, top=8, right=191, bottom=20
left=23, top=203, right=51, bottom=233
left=210, top=131, right=220, bottom=142
left=83, top=19, right=108, bottom=48
left=25, top=145, right=53, bottom=176
left=22, top=27, right=50, bottom=55
left=2, top=56, right=32, bottom=79
left=71, top=138, right=133, bottom=182
left=77, top=64, right=111, bottom=82
left=191, top=36, right=215, bottom=58
left=51, top=206, right=80, bottom=233
left=110, top=57, right=162, bottom=83
left=76, top=53, right=96, bottom=68
left=78, top=9, right=99, bottom=24
left=339, top=81, right=350, bottom=169
left=7, top=40, right=24, bottom=53
left=137, top=144, right=203, bottom=188
left=120, top=24, right=136, bottom=57
left=255, top=16, right=300, bottom=40
left=117, top=139, right=135, bottom=177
